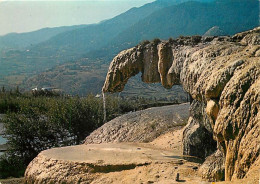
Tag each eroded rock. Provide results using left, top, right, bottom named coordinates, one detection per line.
left=199, top=150, right=225, bottom=182
left=85, top=104, right=189, bottom=144
left=183, top=100, right=216, bottom=159
left=102, top=27, right=260, bottom=181
left=24, top=143, right=200, bottom=184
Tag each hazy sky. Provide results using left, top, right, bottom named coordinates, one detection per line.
left=0, top=0, right=155, bottom=36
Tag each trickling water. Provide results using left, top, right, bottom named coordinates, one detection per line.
left=102, top=92, right=107, bottom=123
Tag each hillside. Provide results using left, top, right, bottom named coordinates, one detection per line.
left=93, top=0, right=259, bottom=61
left=23, top=0, right=259, bottom=95
left=8, top=0, right=208, bottom=60
left=1, top=0, right=259, bottom=95
left=0, top=25, right=88, bottom=51
left=0, top=0, right=176, bottom=89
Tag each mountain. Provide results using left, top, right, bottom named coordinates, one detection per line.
left=25, top=0, right=202, bottom=62
left=1, top=0, right=259, bottom=95
left=0, top=25, right=88, bottom=51
left=0, top=0, right=199, bottom=89
left=0, top=0, right=173, bottom=89
left=97, top=0, right=258, bottom=60
left=25, top=0, right=259, bottom=95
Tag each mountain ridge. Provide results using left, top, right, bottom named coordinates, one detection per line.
left=0, top=25, right=89, bottom=51
left=0, top=0, right=258, bottom=95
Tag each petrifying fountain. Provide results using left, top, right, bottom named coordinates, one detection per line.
left=102, top=91, right=107, bottom=123
left=102, top=27, right=260, bottom=181
left=24, top=27, right=259, bottom=183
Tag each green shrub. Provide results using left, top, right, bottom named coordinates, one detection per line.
left=0, top=154, right=26, bottom=179
left=152, top=38, right=161, bottom=45
left=139, top=40, right=150, bottom=47
left=0, top=90, right=178, bottom=178
left=169, top=37, right=175, bottom=44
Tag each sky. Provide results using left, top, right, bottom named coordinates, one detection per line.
left=0, top=0, right=155, bottom=36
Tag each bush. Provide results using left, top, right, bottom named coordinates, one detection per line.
left=152, top=38, right=161, bottom=45
left=46, top=96, right=104, bottom=144
left=1, top=95, right=106, bottom=165
left=169, top=37, right=175, bottom=44
left=139, top=40, right=150, bottom=47
left=0, top=155, right=26, bottom=179
left=0, top=91, right=178, bottom=178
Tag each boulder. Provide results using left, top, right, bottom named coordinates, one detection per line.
left=85, top=103, right=189, bottom=144
left=183, top=100, right=217, bottom=159
left=199, top=150, right=225, bottom=182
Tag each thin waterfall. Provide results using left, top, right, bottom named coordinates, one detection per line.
left=102, top=92, right=107, bottom=123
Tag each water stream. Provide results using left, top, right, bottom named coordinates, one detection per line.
left=0, top=135, right=6, bottom=145
left=102, top=92, right=107, bottom=123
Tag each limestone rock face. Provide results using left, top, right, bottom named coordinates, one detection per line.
left=182, top=100, right=216, bottom=159
left=25, top=143, right=203, bottom=184
left=85, top=104, right=189, bottom=144
left=199, top=150, right=225, bottom=182
left=102, top=27, right=260, bottom=181
left=25, top=153, right=98, bottom=184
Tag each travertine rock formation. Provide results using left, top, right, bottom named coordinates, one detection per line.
left=102, top=27, right=260, bottom=181
left=183, top=100, right=216, bottom=159
left=199, top=150, right=225, bottom=181
left=85, top=103, right=189, bottom=144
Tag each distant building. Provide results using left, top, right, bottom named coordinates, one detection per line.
left=31, top=87, right=63, bottom=95
left=32, top=87, right=39, bottom=92
left=41, top=87, right=55, bottom=91
left=95, top=94, right=101, bottom=98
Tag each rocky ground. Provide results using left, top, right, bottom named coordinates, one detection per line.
left=23, top=125, right=259, bottom=184
left=24, top=129, right=206, bottom=184
left=0, top=178, right=23, bottom=184
left=23, top=103, right=259, bottom=183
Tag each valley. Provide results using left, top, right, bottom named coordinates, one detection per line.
left=0, top=0, right=259, bottom=183
left=0, top=0, right=258, bottom=97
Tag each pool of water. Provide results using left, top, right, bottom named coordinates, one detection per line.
left=0, top=135, right=7, bottom=157
left=0, top=135, right=7, bottom=145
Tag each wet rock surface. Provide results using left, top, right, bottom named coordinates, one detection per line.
left=85, top=103, right=189, bottom=144
left=24, top=143, right=202, bottom=184
left=102, top=27, right=260, bottom=181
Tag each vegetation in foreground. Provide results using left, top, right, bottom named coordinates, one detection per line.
left=0, top=88, right=183, bottom=179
